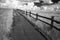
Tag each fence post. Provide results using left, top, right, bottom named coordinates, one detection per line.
left=35, top=13, right=38, bottom=21
left=29, top=11, right=31, bottom=17
left=50, top=16, right=54, bottom=29
left=22, top=11, right=25, bottom=14
left=26, top=11, right=27, bottom=15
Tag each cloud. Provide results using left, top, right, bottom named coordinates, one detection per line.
left=17, top=0, right=37, bottom=2
left=0, top=0, right=39, bottom=11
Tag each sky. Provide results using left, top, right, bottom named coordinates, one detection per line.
left=0, top=0, right=59, bottom=13
left=0, top=0, right=52, bottom=3
left=0, top=0, right=38, bottom=3
left=0, top=0, right=52, bottom=9
left=17, top=0, right=38, bottom=2
left=0, top=0, right=37, bottom=9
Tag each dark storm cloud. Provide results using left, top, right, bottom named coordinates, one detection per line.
left=51, top=0, right=60, bottom=3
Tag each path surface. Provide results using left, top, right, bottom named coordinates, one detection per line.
left=11, top=10, right=46, bottom=40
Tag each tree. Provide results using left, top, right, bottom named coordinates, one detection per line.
left=51, top=0, right=60, bottom=3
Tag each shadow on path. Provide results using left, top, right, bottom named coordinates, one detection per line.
left=11, top=11, right=46, bottom=40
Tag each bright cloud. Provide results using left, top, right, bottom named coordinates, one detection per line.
left=0, top=0, right=39, bottom=11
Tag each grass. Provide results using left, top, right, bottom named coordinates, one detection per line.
left=0, top=8, right=13, bottom=40
left=24, top=11, right=60, bottom=40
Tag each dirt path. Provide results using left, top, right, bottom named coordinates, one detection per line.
left=11, top=10, right=46, bottom=40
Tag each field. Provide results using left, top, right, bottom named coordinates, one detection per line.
left=0, top=8, right=13, bottom=40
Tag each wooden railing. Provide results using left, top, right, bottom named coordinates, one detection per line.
left=26, top=11, right=60, bottom=31
left=17, top=9, right=60, bottom=31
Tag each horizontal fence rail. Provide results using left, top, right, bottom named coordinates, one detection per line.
left=31, top=13, right=60, bottom=24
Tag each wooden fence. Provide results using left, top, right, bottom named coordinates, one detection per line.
left=17, top=9, right=60, bottom=31
left=25, top=11, right=60, bottom=31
